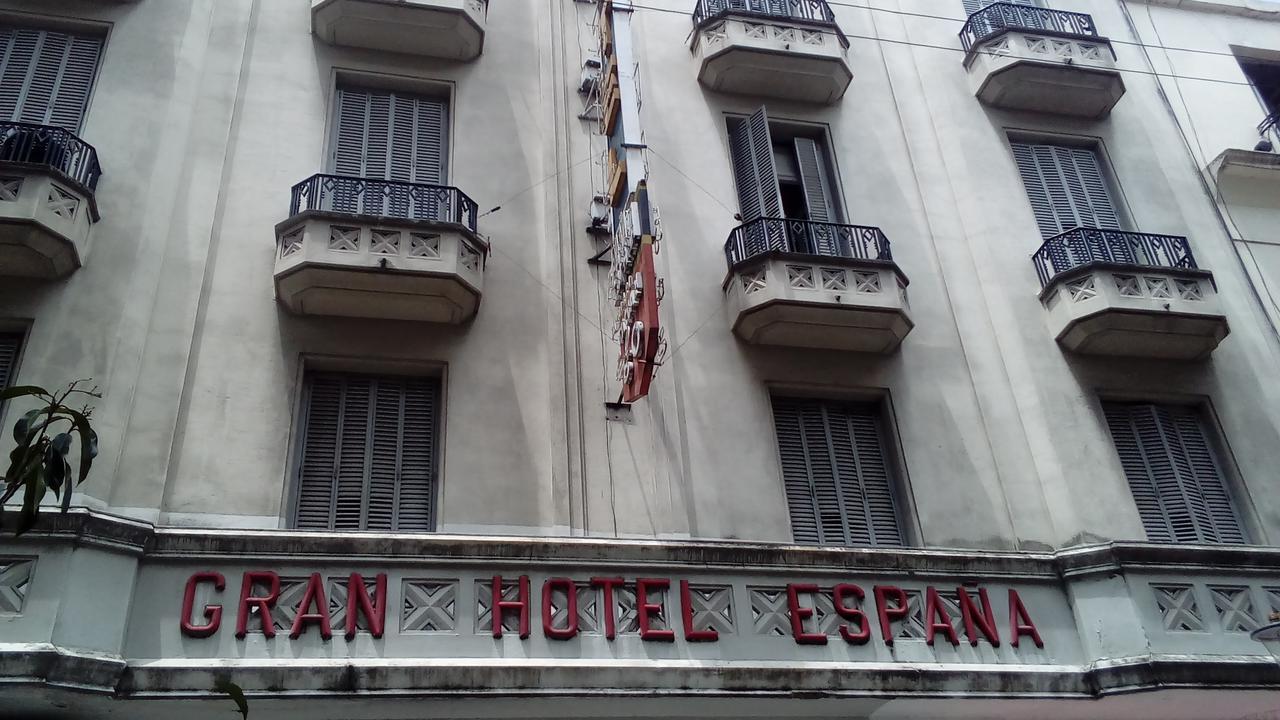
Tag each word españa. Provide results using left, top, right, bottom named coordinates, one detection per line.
left=179, top=572, right=1045, bottom=648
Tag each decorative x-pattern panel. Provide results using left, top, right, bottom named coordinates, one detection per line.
left=686, top=585, right=735, bottom=634
left=476, top=579, right=527, bottom=634
left=1144, top=276, right=1172, bottom=299
left=1175, top=279, right=1202, bottom=301
left=46, top=185, right=79, bottom=220
left=371, top=229, right=401, bottom=256
left=0, top=559, right=34, bottom=613
left=402, top=580, right=458, bottom=632
left=741, top=269, right=766, bottom=294
left=409, top=233, right=440, bottom=259
left=1067, top=276, right=1096, bottom=302
left=327, top=576, right=379, bottom=633
left=460, top=245, right=482, bottom=273
left=0, top=177, right=21, bottom=201
left=897, top=589, right=928, bottom=640
left=749, top=587, right=792, bottom=637
left=328, top=225, right=360, bottom=252
left=614, top=586, right=670, bottom=634
left=820, top=268, right=847, bottom=291
left=853, top=271, right=881, bottom=294
left=1209, top=586, right=1258, bottom=633
left=1153, top=584, right=1203, bottom=632
left=280, top=228, right=304, bottom=258
left=787, top=265, right=815, bottom=290
left=1115, top=274, right=1143, bottom=297
left=702, top=22, right=727, bottom=46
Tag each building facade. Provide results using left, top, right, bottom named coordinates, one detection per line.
left=2, top=0, right=1280, bottom=717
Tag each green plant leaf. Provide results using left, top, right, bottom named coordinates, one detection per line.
left=13, top=408, right=41, bottom=443
left=64, top=410, right=98, bottom=486
left=213, top=679, right=249, bottom=719
left=0, top=385, right=49, bottom=402
left=44, top=445, right=67, bottom=496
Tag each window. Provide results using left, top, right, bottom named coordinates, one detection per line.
left=0, top=331, right=21, bottom=396
left=1103, top=401, right=1247, bottom=545
left=1240, top=59, right=1280, bottom=116
left=771, top=396, right=905, bottom=547
left=1010, top=141, right=1122, bottom=239
left=293, top=371, right=441, bottom=532
left=331, top=85, right=448, bottom=184
left=0, top=25, right=103, bottom=132
left=962, top=0, right=1042, bottom=16
left=728, top=108, right=841, bottom=226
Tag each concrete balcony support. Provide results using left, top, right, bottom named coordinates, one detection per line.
left=311, top=0, right=486, bottom=61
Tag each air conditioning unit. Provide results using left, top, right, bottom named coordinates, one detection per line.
left=579, top=57, right=602, bottom=95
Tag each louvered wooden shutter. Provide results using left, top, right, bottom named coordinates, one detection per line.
left=1011, top=142, right=1122, bottom=239
left=332, top=86, right=447, bottom=183
left=1103, top=402, right=1246, bottom=545
left=0, top=26, right=102, bottom=132
left=728, top=107, right=783, bottom=223
left=772, top=397, right=904, bottom=548
left=295, top=372, right=441, bottom=532
left=792, top=137, right=842, bottom=255
left=963, top=0, right=1040, bottom=15
left=0, top=332, right=21, bottom=393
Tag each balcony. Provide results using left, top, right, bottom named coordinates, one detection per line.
left=690, top=0, right=852, bottom=105
left=1208, top=113, right=1280, bottom=184
left=723, top=218, right=912, bottom=353
left=0, top=122, right=102, bottom=280
left=960, top=4, right=1125, bottom=118
left=274, top=174, right=487, bottom=324
left=311, top=0, right=486, bottom=61
left=1034, top=228, right=1228, bottom=360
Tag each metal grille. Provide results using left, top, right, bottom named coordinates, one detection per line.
left=289, top=174, right=479, bottom=232
left=1032, top=227, right=1198, bottom=288
left=724, top=217, right=892, bottom=268
left=0, top=121, right=101, bottom=191
left=1260, top=112, right=1279, bottom=150
left=294, top=372, right=441, bottom=533
left=959, top=3, right=1098, bottom=55
left=0, top=332, right=21, bottom=409
left=1103, top=402, right=1246, bottom=545
left=693, top=0, right=838, bottom=26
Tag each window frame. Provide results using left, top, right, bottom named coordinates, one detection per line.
left=724, top=111, right=848, bottom=224
left=0, top=16, right=110, bottom=135
left=283, top=354, right=448, bottom=533
left=1005, top=129, right=1136, bottom=237
left=763, top=382, right=919, bottom=547
left=323, top=69, right=456, bottom=186
left=0, top=320, right=31, bottom=429
left=1094, top=391, right=1262, bottom=546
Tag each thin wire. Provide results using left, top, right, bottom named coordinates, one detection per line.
left=479, top=154, right=594, bottom=218
left=646, top=145, right=738, bottom=217
left=622, top=1, right=1257, bottom=87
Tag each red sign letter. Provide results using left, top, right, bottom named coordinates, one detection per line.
left=924, top=587, right=959, bottom=646
left=680, top=580, right=718, bottom=642
left=591, top=577, right=625, bottom=640
left=345, top=573, right=387, bottom=640
left=956, top=587, right=1000, bottom=647
left=289, top=573, right=332, bottom=640
left=180, top=572, right=224, bottom=638
left=832, top=583, right=869, bottom=644
left=636, top=578, right=675, bottom=641
left=236, top=571, right=280, bottom=638
left=874, top=585, right=908, bottom=646
left=542, top=577, right=579, bottom=640
left=786, top=583, right=828, bottom=645
left=491, top=575, right=530, bottom=639
left=1009, top=589, right=1044, bottom=648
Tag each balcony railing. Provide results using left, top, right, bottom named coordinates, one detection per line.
left=289, top=174, right=479, bottom=234
left=959, top=3, right=1098, bottom=56
left=693, top=0, right=839, bottom=29
left=0, top=121, right=102, bottom=192
left=724, top=217, right=892, bottom=268
left=1260, top=112, right=1279, bottom=149
left=1032, top=227, right=1199, bottom=288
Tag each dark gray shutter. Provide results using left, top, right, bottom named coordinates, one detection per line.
left=332, top=86, right=447, bottom=183
left=0, top=27, right=102, bottom=132
left=772, top=397, right=904, bottom=548
left=963, top=0, right=1040, bottom=15
left=0, top=332, right=21, bottom=393
left=793, top=137, right=842, bottom=255
left=1103, top=402, right=1246, bottom=545
left=1011, top=142, right=1122, bottom=239
left=295, top=372, right=440, bottom=532
left=728, top=107, right=783, bottom=223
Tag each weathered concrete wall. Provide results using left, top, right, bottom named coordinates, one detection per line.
left=1, top=0, right=1279, bottom=552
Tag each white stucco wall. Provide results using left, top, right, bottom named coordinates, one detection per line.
left=1, top=0, right=1279, bottom=553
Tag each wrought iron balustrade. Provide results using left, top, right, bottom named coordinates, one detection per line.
left=1260, top=112, right=1280, bottom=150
left=1032, top=227, right=1199, bottom=288
left=724, top=217, right=892, bottom=268
left=693, top=0, right=839, bottom=29
left=959, top=3, right=1098, bottom=55
left=0, top=121, right=102, bottom=192
left=289, top=174, right=479, bottom=233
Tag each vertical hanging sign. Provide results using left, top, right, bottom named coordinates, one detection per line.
left=600, top=0, right=666, bottom=404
